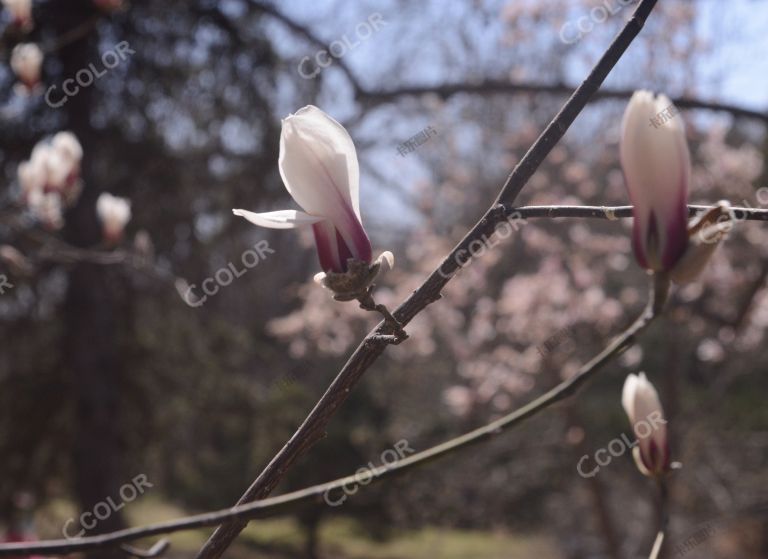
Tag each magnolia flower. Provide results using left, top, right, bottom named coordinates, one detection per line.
left=17, top=132, right=83, bottom=229
left=2, top=0, right=33, bottom=30
left=622, top=373, right=670, bottom=477
left=97, top=193, right=131, bottom=244
left=10, top=43, right=42, bottom=91
left=18, top=132, right=83, bottom=205
left=234, top=105, right=392, bottom=297
left=621, top=90, right=690, bottom=274
left=27, top=190, right=64, bottom=230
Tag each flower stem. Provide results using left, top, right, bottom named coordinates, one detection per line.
left=357, top=287, right=408, bottom=344
left=649, top=479, right=669, bottom=559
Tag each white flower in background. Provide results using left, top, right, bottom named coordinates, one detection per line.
left=10, top=43, right=42, bottom=92
left=233, top=105, right=392, bottom=298
left=622, top=372, right=670, bottom=477
left=47, top=132, right=84, bottom=201
left=17, top=158, right=46, bottom=201
left=17, top=132, right=84, bottom=228
left=97, top=193, right=131, bottom=244
left=2, top=0, right=33, bottom=30
left=27, top=190, right=64, bottom=231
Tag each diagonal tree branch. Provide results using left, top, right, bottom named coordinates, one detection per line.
left=193, top=3, right=661, bottom=557
left=0, top=272, right=668, bottom=558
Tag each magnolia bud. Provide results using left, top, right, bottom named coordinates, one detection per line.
left=622, top=373, right=670, bottom=477
left=96, top=193, right=132, bottom=244
left=10, top=43, right=42, bottom=91
left=621, top=91, right=690, bottom=274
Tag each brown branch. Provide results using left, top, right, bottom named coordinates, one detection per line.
left=359, top=80, right=768, bottom=124
left=194, top=2, right=661, bottom=558
left=0, top=274, right=667, bottom=557
left=648, top=480, right=670, bottom=559
left=512, top=204, right=768, bottom=221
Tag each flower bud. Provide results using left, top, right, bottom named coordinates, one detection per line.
left=97, top=193, right=131, bottom=244
left=2, top=0, right=33, bottom=30
left=10, top=43, right=42, bottom=92
left=622, top=372, right=670, bottom=477
left=621, top=91, right=690, bottom=274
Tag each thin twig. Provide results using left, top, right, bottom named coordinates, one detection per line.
left=194, top=3, right=660, bottom=557
left=356, top=286, right=408, bottom=343
left=510, top=204, right=768, bottom=221
left=0, top=275, right=667, bottom=557
left=359, top=80, right=768, bottom=124
left=648, top=479, right=669, bottom=559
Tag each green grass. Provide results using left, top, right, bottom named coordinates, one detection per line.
left=34, top=498, right=560, bottom=559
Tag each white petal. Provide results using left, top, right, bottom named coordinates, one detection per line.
left=376, top=251, right=395, bottom=272
left=278, top=106, right=361, bottom=224
left=621, top=91, right=690, bottom=259
left=621, top=373, right=639, bottom=422
left=232, top=209, right=323, bottom=229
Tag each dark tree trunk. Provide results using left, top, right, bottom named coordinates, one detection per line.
left=299, top=510, right=322, bottom=559
left=54, top=2, right=127, bottom=557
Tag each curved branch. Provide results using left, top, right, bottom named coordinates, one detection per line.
left=0, top=274, right=667, bottom=557
left=359, top=80, right=768, bottom=124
